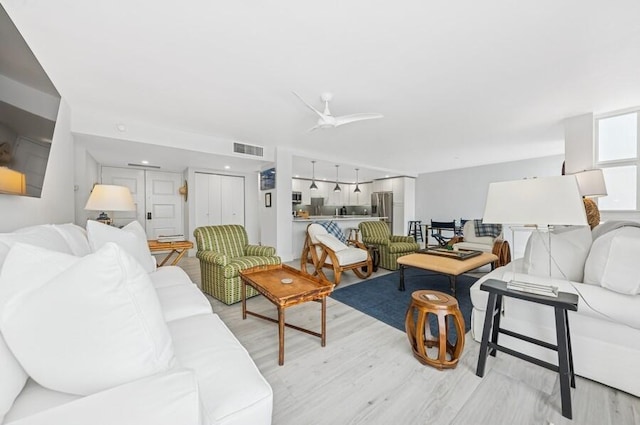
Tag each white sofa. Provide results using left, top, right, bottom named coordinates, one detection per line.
left=0, top=222, right=273, bottom=425
left=470, top=223, right=640, bottom=397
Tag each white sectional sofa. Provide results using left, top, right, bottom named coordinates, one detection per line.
left=470, top=222, right=640, bottom=397
left=0, top=222, right=272, bottom=425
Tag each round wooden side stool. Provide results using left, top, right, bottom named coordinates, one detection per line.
left=405, top=290, right=465, bottom=369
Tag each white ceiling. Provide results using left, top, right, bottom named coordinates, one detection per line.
left=4, top=1, right=640, bottom=178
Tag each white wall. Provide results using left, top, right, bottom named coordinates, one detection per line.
left=416, top=155, right=564, bottom=256
left=73, top=143, right=99, bottom=226
left=0, top=101, right=75, bottom=232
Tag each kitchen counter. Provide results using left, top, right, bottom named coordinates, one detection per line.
left=291, top=216, right=386, bottom=259
left=292, top=215, right=386, bottom=222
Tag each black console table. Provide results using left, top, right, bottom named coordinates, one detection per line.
left=475, top=279, right=579, bottom=419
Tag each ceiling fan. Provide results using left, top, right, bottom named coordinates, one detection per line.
left=293, top=92, right=383, bottom=132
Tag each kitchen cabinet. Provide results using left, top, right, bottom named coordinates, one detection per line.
left=354, top=182, right=372, bottom=206
left=292, top=178, right=311, bottom=204
left=373, top=178, right=393, bottom=192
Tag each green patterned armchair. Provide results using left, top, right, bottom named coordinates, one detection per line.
left=358, top=221, right=420, bottom=271
left=194, top=225, right=281, bottom=305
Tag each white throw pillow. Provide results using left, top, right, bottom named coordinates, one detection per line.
left=52, top=223, right=92, bottom=256
left=523, top=226, right=592, bottom=282
left=584, top=227, right=640, bottom=295
left=0, top=243, right=175, bottom=396
left=0, top=333, right=28, bottom=423
left=86, top=220, right=156, bottom=273
left=316, top=233, right=349, bottom=252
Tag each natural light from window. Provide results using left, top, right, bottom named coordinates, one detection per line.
left=596, top=110, right=639, bottom=211
left=598, top=166, right=637, bottom=210
left=598, top=113, right=637, bottom=161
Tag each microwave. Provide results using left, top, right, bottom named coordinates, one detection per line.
left=292, top=191, right=302, bottom=204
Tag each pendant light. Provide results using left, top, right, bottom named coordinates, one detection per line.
left=333, top=165, right=341, bottom=192
left=354, top=168, right=361, bottom=193
left=309, top=160, right=318, bottom=190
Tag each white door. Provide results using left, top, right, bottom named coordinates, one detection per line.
left=100, top=167, right=145, bottom=227
left=194, top=172, right=245, bottom=228
left=220, top=175, right=244, bottom=225
left=145, top=171, right=184, bottom=239
left=101, top=167, right=184, bottom=239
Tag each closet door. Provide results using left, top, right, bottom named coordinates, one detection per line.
left=145, top=171, right=184, bottom=239
left=194, top=173, right=244, bottom=228
left=220, top=175, right=244, bottom=225
left=100, top=167, right=145, bottom=227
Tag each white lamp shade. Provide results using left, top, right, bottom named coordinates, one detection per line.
left=572, top=169, right=607, bottom=197
left=483, top=175, right=588, bottom=226
left=85, top=184, right=135, bottom=212
left=0, top=167, right=26, bottom=195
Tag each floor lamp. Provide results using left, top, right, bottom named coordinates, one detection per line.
left=482, top=175, right=588, bottom=296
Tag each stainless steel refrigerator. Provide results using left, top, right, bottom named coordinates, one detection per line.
left=371, top=192, right=393, bottom=232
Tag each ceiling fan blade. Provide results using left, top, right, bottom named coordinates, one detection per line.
left=292, top=92, right=325, bottom=119
left=334, top=113, right=384, bottom=126
left=306, top=124, right=321, bottom=132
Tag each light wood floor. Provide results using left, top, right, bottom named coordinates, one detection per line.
left=176, top=257, right=640, bottom=425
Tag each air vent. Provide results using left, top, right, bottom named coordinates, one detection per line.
left=127, top=163, right=161, bottom=169
left=234, top=142, right=264, bottom=157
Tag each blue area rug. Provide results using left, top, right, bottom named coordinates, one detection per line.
left=331, top=268, right=476, bottom=340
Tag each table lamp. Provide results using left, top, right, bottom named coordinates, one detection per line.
left=482, top=175, right=588, bottom=296
left=0, top=166, right=27, bottom=195
left=84, top=184, right=135, bottom=225
left=570, top=169, right=607, bottom=229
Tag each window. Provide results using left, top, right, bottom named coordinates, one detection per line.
left=596, top=110, right=639, bottom=211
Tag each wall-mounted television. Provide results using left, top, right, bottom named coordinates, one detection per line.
left=260, top=168, right=276, bottom=190
left=0, top=5, right=61, bottom=198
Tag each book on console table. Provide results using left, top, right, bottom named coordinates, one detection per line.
left=418, top=247, right=482, bottom=260
left=506, top=280, right=559, bottom=297
left=157, top=234, right=186, bottom=243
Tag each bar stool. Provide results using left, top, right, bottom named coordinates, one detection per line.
left=405, top=290, right=465, bottom=369
left=346, top=228, right=360, bottom=242
left=407, top=220, right=423, bottom=242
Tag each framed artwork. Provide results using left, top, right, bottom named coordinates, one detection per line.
left=265, top=192, right=272, bottom=208
left=260, top=168, right=276, bottom=190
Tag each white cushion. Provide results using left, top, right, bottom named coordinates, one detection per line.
left=523, top=226, right=592, bottom=282
left=155, top=284, right=213, bottom=322
left=149, top=265, right=194, bottom=289
left=307, top=223, right=328, bottom=244
left=52, top=223, right=91, bottom=256
left=325, top=247, right=368, bottom=266
left=86, top=220, right=156, bottom=273
left=462, top=220, right=496, bottom=245
left=0, top=225, right=74, bottom=270
left=453, top=241, right=492, bottom=253
left=0, top=334, right=28, bottom=424
left=316, top=233, right=349, bottom=252
left=168, top=314, right=273, bottom=424
left=584, top=227, right=640, bottom=295
left=0, top=243, right=175, bottom=396
left=4, top=379, right=80, bottom=423
left=5, top=369, right=201, bottom=425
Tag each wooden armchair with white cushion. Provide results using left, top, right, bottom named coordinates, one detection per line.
left=300, top=223, right=372, bottom=286
left=452, top=219, right=511, bottom=268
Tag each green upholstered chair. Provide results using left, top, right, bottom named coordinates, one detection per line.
left=193, top=225, right=281, bottom=305
left=358, top=221, right=420, bottom=271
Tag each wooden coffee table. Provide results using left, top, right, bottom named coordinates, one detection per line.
left=397, top=251, right=498, bottom=296
left=240, top=264, right=334, bottom=365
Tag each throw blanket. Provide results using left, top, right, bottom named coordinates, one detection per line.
left=592, top=220, right=640, bottom=241
left=474, top=219, right=502, bottom=238
left=315, top=221, right=347, bottom=243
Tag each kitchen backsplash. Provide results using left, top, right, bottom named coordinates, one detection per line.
left=293, top=204, right=371, bottom=216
